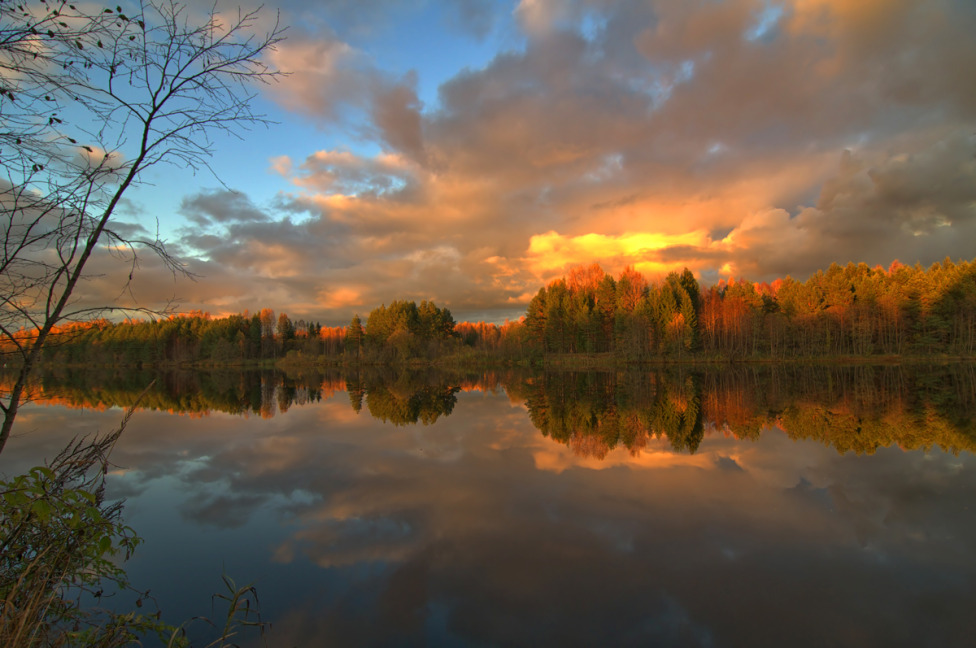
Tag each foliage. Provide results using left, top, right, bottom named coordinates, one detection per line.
left=524, top=258, right=976, bottom=360
left=0, top=404, right=272, bottom=647
left=6, top=363, right=975, bottom=458
left=0, top=411, right=169, bottom=647
left=363, top=300, right=458, bottom=360
left=1, top=311, right=331, bottom=366
left=344, top=314, right=364, bottom=359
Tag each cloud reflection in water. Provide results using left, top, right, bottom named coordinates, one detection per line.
left=3, top=368, right=975, bottom=646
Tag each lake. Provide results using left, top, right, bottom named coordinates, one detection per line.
left=3, top=365, right=975, bottom=647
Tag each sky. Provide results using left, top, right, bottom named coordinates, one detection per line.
left=83, top=0, right=976, bottom=325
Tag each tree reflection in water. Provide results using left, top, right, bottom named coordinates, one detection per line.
left=3, top=364, right=975, bottom=456
left=4, top=363, right=975, bottom=648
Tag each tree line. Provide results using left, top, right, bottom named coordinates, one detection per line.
left=0, top=299, right=462, bottom=366
left=3, top=257, right=976, bottom=367
left=520, top=258, right=976, bottom=360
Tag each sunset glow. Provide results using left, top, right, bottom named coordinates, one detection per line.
left=526, top=230, right=713, bottom=279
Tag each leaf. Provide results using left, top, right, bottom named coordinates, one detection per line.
left=4, top=490, right=28, bottom=507
left=32, top=498, right=53, bottom=521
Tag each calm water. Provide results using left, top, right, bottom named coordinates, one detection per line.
left=3, top=366, right=976, bottom=647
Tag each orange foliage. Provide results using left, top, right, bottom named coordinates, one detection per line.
left=566, top=263, right=607, bottom=294
left=618, top=266, right=647, bottom=307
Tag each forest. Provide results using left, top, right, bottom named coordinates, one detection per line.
left=521, top=258, right=976, bottom=359
left=3, top=257, right=976, bottom=367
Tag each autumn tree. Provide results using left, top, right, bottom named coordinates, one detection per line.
left=345, top=314, right=364, bottom=358
left=0, top=1, right=283, bottom=452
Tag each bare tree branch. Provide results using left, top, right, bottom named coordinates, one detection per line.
left=0, top=0, right=284, bottom=452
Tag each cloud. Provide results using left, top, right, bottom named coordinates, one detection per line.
left=287, top=150, right=418, bottom=197
left=319, top=286, right=363, bottom=309
left=370, top=73, right=427, bottom=164
left=717, top=133, right=976, bottom=279
left=514, top=0, right=589, bottom=36
left=444, top=0, right=499, bottom=40
left=265, top=34, right=369, bottom=124
left=524, top=230, right=712, bottom=280
left=265, top=26, right=428, bottom=167
left=68, top=0, right=976, bottom=322
left=11, top=385, right=976, bottom=647
left=180, top=190, right=272, bottom=227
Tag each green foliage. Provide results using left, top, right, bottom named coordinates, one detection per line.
left=0, top=408, right=272, bottom=647
left=344, top=314, right=364, bottom=357
left=364, top=300, right=457, bottom=360
left=276, top=313, right=295, bottom=342
left=513, top=371, right=706, bottom=457
left=0, top=420, right=171, bottom=647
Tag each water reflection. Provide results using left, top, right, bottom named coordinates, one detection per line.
left=2, top=366, right=975, bottom=646
left=7, top=364, right=976, bottom=456
left=357, top=370, right=461, bottom=425
left=510, top=366, right=976, bottom=457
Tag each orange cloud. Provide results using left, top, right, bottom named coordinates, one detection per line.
left=525, top=229, right=712, bottom=279
left=319, top=287, right=363, bottom=309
